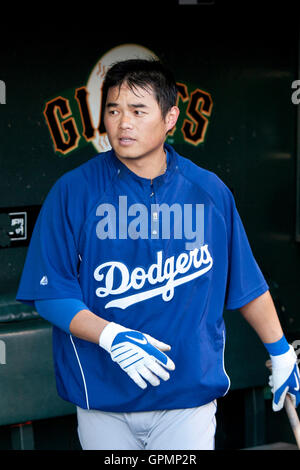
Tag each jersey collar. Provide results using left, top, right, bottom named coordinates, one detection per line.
left=106, top=143, right=178, bottom=189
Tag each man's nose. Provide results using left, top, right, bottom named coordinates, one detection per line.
left=119, top=113, right=133, bottom=129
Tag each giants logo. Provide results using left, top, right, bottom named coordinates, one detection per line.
left=43, top=44, right=213, bottom=156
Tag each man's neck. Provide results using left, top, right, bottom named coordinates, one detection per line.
left=116, top=148, right=167, bottom=181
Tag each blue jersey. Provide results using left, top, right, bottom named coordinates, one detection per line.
left=16, top=144, right=268, bottom=412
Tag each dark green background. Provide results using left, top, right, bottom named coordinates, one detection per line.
left=0, top=4, right=300, bottom=449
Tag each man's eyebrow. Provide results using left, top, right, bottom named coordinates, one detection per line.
left=106, top=102, right=118, bottom=108
left=129, top=103, right=148, bottom=108
left=105, top=102, right=149, bottom=108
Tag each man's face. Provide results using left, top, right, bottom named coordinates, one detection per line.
left=104, top=82, right=175, bottom=161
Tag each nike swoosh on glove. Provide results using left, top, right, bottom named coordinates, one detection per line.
left=99, top=322, right=175, bottom=389
left=268, top=345, right=300, bottom=411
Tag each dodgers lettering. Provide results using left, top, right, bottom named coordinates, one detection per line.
left=94, top=245, right=213, bottom=309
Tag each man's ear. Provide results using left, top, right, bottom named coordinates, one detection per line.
left=165, top=106, right=180, bottom=133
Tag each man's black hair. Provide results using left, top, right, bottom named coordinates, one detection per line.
left=101, top=58, right=178, bottom=119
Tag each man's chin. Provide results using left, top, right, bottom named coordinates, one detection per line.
left=115, top=151, right=143, bottom=161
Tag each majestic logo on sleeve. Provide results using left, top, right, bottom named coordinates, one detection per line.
left=94, top=245, right=213, bottom=309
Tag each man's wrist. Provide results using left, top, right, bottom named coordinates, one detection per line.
left=270, top=344, right=297, bottom=368
left=99, top=322, right=127, bottom=351
left=263, top=334, right=290, bottom=356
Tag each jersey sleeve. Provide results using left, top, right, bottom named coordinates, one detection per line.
left=224, top=188, right=269, bottom=310
left=34, top=298, right=88, bottom=333
left=16, top=176, right=84, bottom=305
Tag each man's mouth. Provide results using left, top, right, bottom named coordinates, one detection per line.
left=119, top=137, right=135, bottom=143
left=119, top=137, right=136, bottom=145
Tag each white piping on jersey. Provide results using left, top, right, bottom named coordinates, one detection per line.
left=222, top=329, right=231, bottom=396
left=70, top=335, right=90, bottom=409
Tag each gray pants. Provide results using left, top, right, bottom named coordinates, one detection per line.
left=77, top=401, right=217, bottom=450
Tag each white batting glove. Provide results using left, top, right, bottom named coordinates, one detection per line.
left=99, top=322, right=175, bottom=389
left=269, top=345, right=300, bottom=411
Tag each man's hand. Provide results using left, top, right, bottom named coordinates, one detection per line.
left=99, top=322, right=175, bottom=389
left=269, top=345, right=300, bottom=411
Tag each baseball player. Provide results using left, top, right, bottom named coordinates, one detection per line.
left=16, top=59, right=300, bottom=450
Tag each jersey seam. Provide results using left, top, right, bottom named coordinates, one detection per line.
left=70, top=335, right=90, bottom=409
left=222, top=329, right=231, bottom=396
left=77, top=163, right=119, bottom=251
left=175, top=162, right=229, bottom=226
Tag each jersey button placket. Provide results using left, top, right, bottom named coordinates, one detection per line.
left=149, top=180, right=161, bottom=249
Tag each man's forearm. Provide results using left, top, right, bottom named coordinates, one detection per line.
left=239, top=290, right=284, bottom=344
left=69, top=309, right=109, bottom=344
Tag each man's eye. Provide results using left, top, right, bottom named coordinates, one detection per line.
left=109, top=110, right=118, bottom=115
left=134, top=110, right=144, bottom=115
